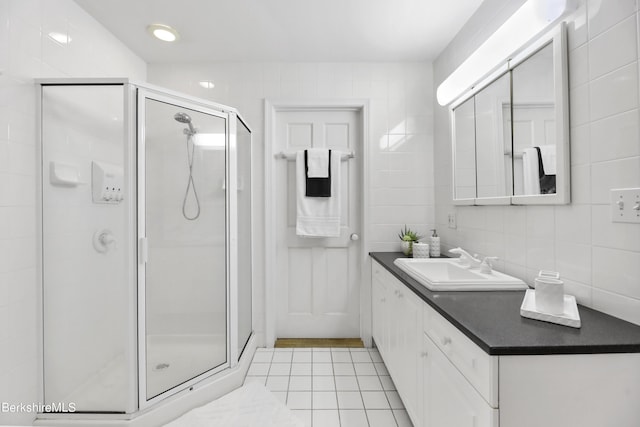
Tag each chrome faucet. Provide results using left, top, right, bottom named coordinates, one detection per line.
left=448, top=247, right=482, bottom=268
left=480, top=256, right=499, bottom=274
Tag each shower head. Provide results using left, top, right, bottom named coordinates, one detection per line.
left=174, top=112, right=191, bottom=124
left=174, top=112, right=196, bottom=134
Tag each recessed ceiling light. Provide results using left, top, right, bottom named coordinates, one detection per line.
left=147, top=24, right=179, bottom=42
left=199, top=81, right=215, bottom=89
left=48, top=32, right=72, bottom=44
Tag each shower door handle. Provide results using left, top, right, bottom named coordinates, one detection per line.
left=139, top=237, right=148, bottom=264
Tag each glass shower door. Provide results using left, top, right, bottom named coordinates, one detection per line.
left=139, top=94, right=229, bottom=403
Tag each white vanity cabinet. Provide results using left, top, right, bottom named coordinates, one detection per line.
left=372, top=261, right=422, bottom=425
left=371, top=259, right=640, bottom=427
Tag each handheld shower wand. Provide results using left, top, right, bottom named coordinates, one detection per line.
left=174, top=112, right=200, bottom=220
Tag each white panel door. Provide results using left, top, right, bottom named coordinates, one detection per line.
left=274, top=109, right=361, bottom=338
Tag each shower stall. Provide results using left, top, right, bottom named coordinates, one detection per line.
left=36, top=79, right=254, bottom=425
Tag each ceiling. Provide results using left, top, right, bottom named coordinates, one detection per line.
left=74, top=0, right=483, bottom=63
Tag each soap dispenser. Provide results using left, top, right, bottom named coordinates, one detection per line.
left=429, top=229, right=440, bottom=257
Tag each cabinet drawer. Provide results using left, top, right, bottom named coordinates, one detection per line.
left=424, top=304, right=498, bottom=407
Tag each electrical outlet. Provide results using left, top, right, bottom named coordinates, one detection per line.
left=447, top=212, right=457, bottom=229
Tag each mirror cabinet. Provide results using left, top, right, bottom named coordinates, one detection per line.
left=451, top=23, right=569, bottom=205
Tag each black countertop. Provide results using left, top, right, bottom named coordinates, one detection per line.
left=370, top=252, right=640, bottom=356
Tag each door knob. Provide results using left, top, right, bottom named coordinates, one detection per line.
left=350, top=233, right=359, bottom=241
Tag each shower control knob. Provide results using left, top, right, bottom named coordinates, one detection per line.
left=93, top=229, right=116, bottom=253
left=350, top=233, right=359, bottom=241
left=100, top=233, right=115, bottom=246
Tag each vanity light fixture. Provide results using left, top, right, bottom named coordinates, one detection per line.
left=147, top=24, right=180, bottom=42
left=436, top=0, right=572, bottom=106
left=199, top=81, right=215, bottom=89
left=48, top=32, right=72, bottom=44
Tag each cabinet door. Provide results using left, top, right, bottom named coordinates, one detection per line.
left=387, top=280, right=400, bottom=370
left=394, top=286, right=422, bottom=426
left=423, top=334, right=498, bottom=427
left=372, top=272, right=389, bottom=357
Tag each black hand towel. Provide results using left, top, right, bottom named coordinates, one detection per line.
left=305, top=149, right=331, bottom=197
left=535, top=146, right=556, bottom=194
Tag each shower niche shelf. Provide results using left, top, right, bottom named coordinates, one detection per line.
left=49, top=161, right=80, bottom=187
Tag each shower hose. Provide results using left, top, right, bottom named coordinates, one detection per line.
left=182, top=133, right=201, bottom=220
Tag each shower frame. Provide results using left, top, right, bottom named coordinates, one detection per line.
left=36, top=78, right=255, bottom=425
left=136, top=87, right=239, bottom=409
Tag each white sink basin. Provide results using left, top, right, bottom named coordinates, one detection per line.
left=393, top=258, right=527, bottom=291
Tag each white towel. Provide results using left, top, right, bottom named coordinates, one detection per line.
left=538, top=145, right=556, bottom=175
left=305, top=148, right=330, bottom=178
left=296, top=150, right=341, bottom=237
left=522, top=147, right=541, bottom=195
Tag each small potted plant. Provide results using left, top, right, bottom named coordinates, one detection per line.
left=398, top=225, right=422, bottom=257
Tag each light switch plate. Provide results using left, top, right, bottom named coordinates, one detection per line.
left=448, top=212, right=457, bottom=229
left=611, top=188, right=640, bottom=223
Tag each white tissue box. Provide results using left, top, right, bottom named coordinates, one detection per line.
left=413, top=242, right=430, bottom=258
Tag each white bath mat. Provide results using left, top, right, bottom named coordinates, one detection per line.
left=164, top=382, right=304, bottom=427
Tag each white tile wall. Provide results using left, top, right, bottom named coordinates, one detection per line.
left=588, top=15, right=637, bottom=79
left=589, top=62, right=638, bottom=121
left=148, top=61, right=435, bottom=342
left=0, top=0, right=145, bottom=424
left=590, top=110, right=639, bottom=162
left=433, top=0, right=640, bottom=326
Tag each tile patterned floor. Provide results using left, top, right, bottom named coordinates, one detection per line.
left=244, top=347, right=414, bottom=427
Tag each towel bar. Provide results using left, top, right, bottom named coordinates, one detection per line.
left=274, top=151, right=355, bottom=161
left=504, top=151, right=524, bottom=158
